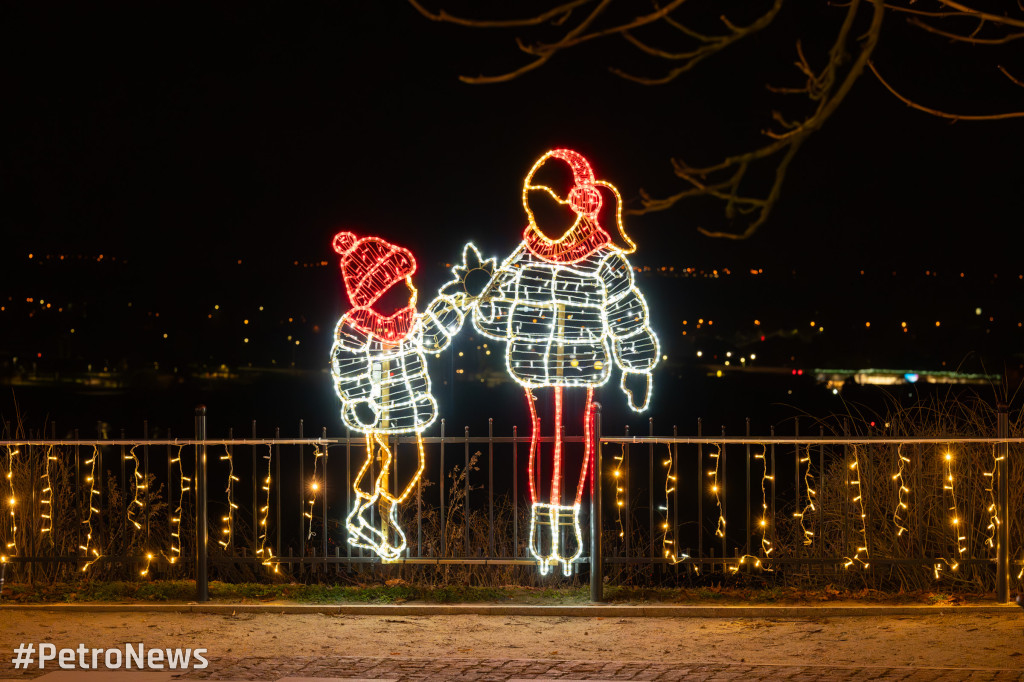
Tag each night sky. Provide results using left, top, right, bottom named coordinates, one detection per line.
left=4, top=1, right=1022, bottom=281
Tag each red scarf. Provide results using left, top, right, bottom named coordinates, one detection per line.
left=523, top=220, right=611, bottom=264
left=344, top=305, right=416, bottom=344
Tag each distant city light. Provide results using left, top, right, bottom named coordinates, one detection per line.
left=696, top=351, right=702, bottom=357
left=975, top=307, right=982, bottom=316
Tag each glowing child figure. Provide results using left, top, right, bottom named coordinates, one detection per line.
left=330, top=232, right=438, bottom=560
left=425, top=149, right=659, bottom=576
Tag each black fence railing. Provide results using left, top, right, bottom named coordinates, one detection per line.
left=0, top=406, right=1019, bottom=603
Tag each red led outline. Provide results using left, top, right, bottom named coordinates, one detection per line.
left=333, top=231, right=418, bottom=343
left=526, top=389, right=540, bottom=505
left=526, top=386, right=595, bottom=508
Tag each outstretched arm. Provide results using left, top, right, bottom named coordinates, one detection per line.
left=419, top=294, right=466, bottom=352
left=599, top=252, right=659, bottom=411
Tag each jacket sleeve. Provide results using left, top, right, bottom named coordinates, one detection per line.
left=330, top=316, right=374, bottom=409
left=599, top=252, right=660, bottom=375
left=419, top=294, right=466, bottom=352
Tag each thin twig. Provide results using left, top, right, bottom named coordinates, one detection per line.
left=869, top=61, right=1024, bottom=121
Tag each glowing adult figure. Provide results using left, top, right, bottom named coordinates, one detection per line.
left=424, top=149, right=659, bottom=575
left=330, top=232, right=437, bottom=560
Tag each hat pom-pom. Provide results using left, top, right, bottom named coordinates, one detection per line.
left=332, top=231, right=357, bottom=255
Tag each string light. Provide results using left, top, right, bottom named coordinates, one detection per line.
left=728, top=445, right=772, bottom=573
left=842, top=445, right=870, bottom=570
left=982, top=443, right=1002, bottom=551
left=255, top=445, right=279, bottom=573
left=40, top=446, right=55, bottom=538
left=891, top=443, right=911, bottom=538
left=331, top=232, right=433, bottom=560
left=934, top=448, right=965, bottom=578
left=125, top=445, right=144, bottom=531
left=792, top=445, right=816, bottom=546
left=139, top=552, right=154, bottom=578
left=168, top=445, right=186, bottom=565
left=422, top=148, right=658, bottom=576
left=613, top=444, right=626, bottom=540
left=661, top=443, right=691, bottom=569
left=80, top=446, right=101, bottom=571
left=3, top=447, right=17, bottom=562
left=217, top=445, right=239, bottom=550
left=306, top=444, right=326, bottom=540
left=708, top=444, right=726, bottom=539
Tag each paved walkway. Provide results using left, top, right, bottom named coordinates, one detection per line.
left=2, top=656, right=1022, bottom=681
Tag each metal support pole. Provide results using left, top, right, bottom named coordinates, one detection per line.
left=195, top=406, right=209, bottom=602
left=590, top=403, right=603, bottom=602
left=996, top=403, right=1010, bottom=603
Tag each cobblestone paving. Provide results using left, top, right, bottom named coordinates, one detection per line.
left=168, top=655, right=1020, bottom=681
left=2, top=655, right=1023, bottom=681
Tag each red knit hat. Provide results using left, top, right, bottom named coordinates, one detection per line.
left=332, top=231, right=417, bottom=309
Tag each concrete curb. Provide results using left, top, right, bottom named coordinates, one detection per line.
left=1, top=603, right=1017, bottom=617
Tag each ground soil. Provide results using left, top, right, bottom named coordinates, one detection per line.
left=1, top=608, right=1022, bottom=671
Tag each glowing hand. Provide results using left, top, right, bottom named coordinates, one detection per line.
left=620, top=372, right=651, bottom=412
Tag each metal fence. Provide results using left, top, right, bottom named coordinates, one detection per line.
left=0, top=406, right=1018, bottom=603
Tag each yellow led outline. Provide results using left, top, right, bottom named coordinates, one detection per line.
left=80, top=446, right=102, bottom=572
left=842, top=445, right=870, bottom=570
left=2, top=447, right=18, bottom=562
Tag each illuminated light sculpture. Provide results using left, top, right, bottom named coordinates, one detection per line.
left=3, top=447, right=17, bottom=562
left=330, top=232, right=435, bottom=561
left=80, top=446, right=102, bottom=571
left=425, top=149, right=659, bottom=575
left=842, top=446, right=870, bottom=570
left=792, top=445, right=817, bottom=545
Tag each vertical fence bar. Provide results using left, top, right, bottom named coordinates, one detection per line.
left=842, top=419, right=849, bottom=566
left=672, top=424, right=678, bottom=574
left=252, top=421, right=258, bottom=557
left=143, top=420, right=150, bottom=545
left=513, top=425, right=518, bottom=557
left=770, top=426, right=776, bottom=563
left=195, top=406, right=209, bottom=602
left=322, top=426, right=328, bottom=565
left=818, top=426, right=825, bottom=572
left=720, top=425, right=727, bottom=563
left=794, top=417, right=800, bottom=569
left=697, top=418, right=703, bottom=562
left=228, top=427, right=235, bottom=559
left=996, top=403, right=1009, bottom=603
left=590, top=403, right=603, bottom=602
left=440, top=419, right=446, bottom=558
left=275, top=427, right=282, bottom=561
left=464, top=426, right=470, bottom=558
left=298, top=420, right=305, bottom=567
left=623, top=425, right=630, bottom=560
left=166, top=429, right=173, bottom=564
left=649, top=417, right=655, bottom=561
left=488, top=418, right=494, bottom=559
left=745, top=417, right=751, bottom=558
left=74, top=429, right=81, bottom=571
left=346, top=428, right=352, bottom=560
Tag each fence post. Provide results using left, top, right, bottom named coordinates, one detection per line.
left=590, top=402, right=603, bottom=603
left=195, top=406, right=209, bottom=602
left=996, top=403, right=1009, bottom=603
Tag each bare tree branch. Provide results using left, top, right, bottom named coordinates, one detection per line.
left=869, top=61, right=1024, bottom=121
left=999, top=65, right=1024, bottom=88
left=908, top=17, right=1024, bottom=43
left=407, top=0, right=595, bottom=28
